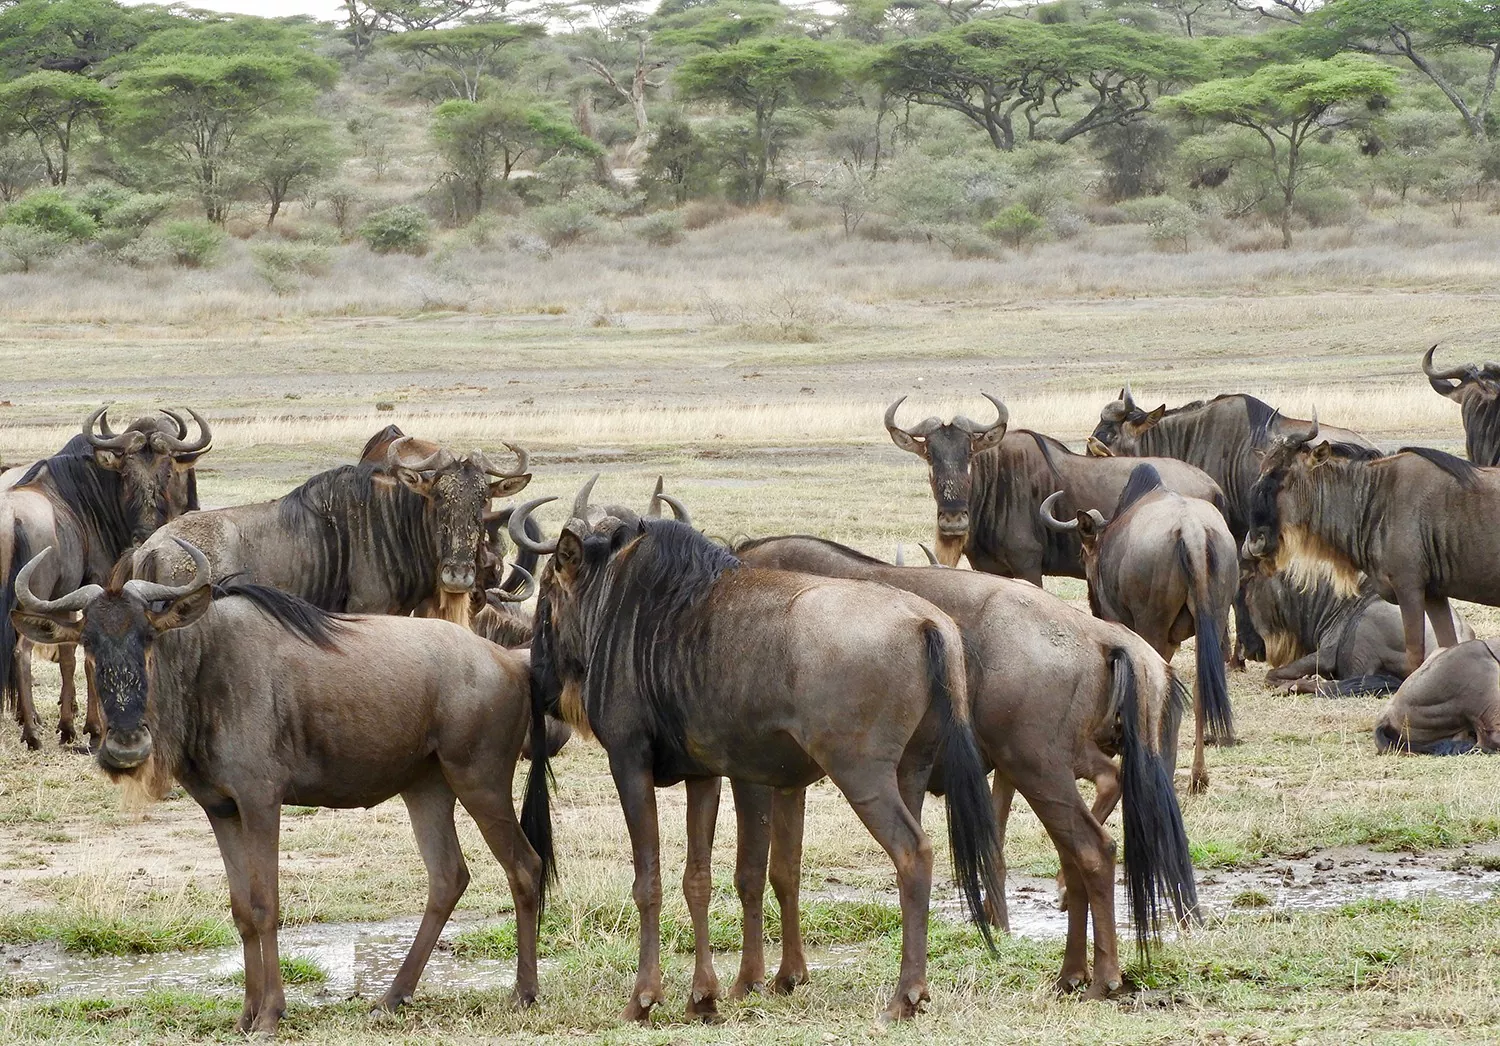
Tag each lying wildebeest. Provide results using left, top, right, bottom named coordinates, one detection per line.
left=884, top=394, right=1223, bottom=578
left=734, top=534, right=1196, bottom=999
left=1, top=406, right=209, bottom=747
left=1041, top=464, right=1236, bottom=794
left=511, top=499, right=1002, bottom=1023
left=1375, top=640, right=1500, bottom=754
left=1243, top=419, right=1498, bottom=675
left=8, top=541, right=549, bottom=1036
left=132, top=437, right=530, bottom=627
left=1089, top=388, right=1374, bottom=663
left=1423, top=345, right=1500, bottom=467
left=1244, top=566, right=1473, bottom=695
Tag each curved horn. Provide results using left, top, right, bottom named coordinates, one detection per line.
left=1294, top=410, right=1319, bottom=448
left=13, top=548, right=103, bottom=614
left=919, top=543, right=940, bottom=566
left=122, top=538, right=210, bottom=604
left=651, top=479, right=692, bottom=526
left=158, top=406, right=212, bottom=454
left=471, top=442, right=529, bottom=479
left=647, top=476, right=665, bottom=518
left=385, top=435, right=446, bottom=473
left=160, top=408, right=188, bottom=439
left=508, top=496, right=559, bottom=556
left=1039, top=490, right=1079, bottom=532
left=487, top=564, right=536, bottom=603
left=895, top=544, right=906, bottom=566
left=1423, top=344, right=1471, bottom=382
left=83, top=405, right=131, bottom=451
left=1122, top=384, right=1136, bottom=408
left=571, top=474, right=599, bottom=521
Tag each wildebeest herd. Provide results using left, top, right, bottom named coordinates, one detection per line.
left=0, top=344, right=1497, bottom=1034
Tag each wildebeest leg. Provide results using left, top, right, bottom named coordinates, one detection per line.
left=987, top=777, right=1013, bottom=930
left=1189, top=696, right=1208, bottom=794
left=728, top=780, right=772, bottom=1000
left=1265, top=651, right=1326, bottom=690
left=1056, top=856, right=1090, bottom=991
left=1426, top=596, right=1459, bottom=649
left=82, top=667, right=102, bottom=747
left=241, top=804, right=286, bottom=1035
left=1035, top=785, right=1121, bottom=997
left=683, top=776, right=722, bottom=1022
left=14, top=639, right=40, bottom=751
left=612, top=758, right=665, bottom=1023
left=207, top=811, right=262, bottom=1033
left=448, top=763, right=543, bottom=1005
left=1059, top=755, right=1121, bottom=913
left=56, top=643, right=77, bottom=746
left=836, top=778, right=933, bottom=1022
left=769, top=786, right=809, bottom=994
left=1398, top=592, right=1428, bottom=677
left=376, top=777, right=469, bottom=1012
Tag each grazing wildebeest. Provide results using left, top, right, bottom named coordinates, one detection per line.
left=1243, top=419, right=1500, bottom=676
left=1040, top=464, right=1236, bottom=794
left=1090, top=388, right=1374, bottom=663
left=1, top=407, right=210, bottom=747
left=511, top=501, right=1002, bottom=1023
left=1375, top=640, right=1500, bottom=755
left=132, top=437, right=531, bottom=627
left=884, top=394, right=1223, bottom=578
left=734, top=534, right=1196, bottom=999
left=8, top=541, right=549, bottom=1036
left=1244, top=566, right=1473, bottom=695
left=1423, top=345, right=1500, bottom=466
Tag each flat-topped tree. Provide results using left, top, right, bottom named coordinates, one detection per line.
left=1163, top=55, right=1396, bottom=247
left=383, top=22, right=545, bottom=101
left=0, top=71, right=112, bottom=185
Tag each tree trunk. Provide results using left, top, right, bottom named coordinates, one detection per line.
left=573, top=90, right=617, bottom=187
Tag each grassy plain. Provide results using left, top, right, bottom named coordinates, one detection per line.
left=2, top=210, right=1500, bottom=1043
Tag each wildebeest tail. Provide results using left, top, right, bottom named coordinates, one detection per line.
left=1180, top=535, right=1234, bottom=744
left=1115, top=647, right=1197, bottom=957
left=520, top=621, right=557, bottom=913
left=1375, top=719, right=1482, bottom=755
left=1, top=520, right=31, bottom=715
left=924, top=620, right=1002, bottom=956
left=1317, top=674, right=1402, bottom=698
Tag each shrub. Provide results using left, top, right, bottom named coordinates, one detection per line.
left=323, top=181, right=364, bottom=238
left=3, top=189, right=97, bottom=241
left=529, top=201, right=601, bottom=247
left=0, top=225, right=69, bottom=272
left=114, top=235, right=175, bottom=268
left=359, top=204, right=430, bottom=255
left=984, top=204, right=1045, bottom=248
left=629, top=210, right=683, bottom=247
left=250, top=240, right=333, bottom=276
left=1294, top=186, right=1361, bottom=228
left=1120, top=196, right=1199, bottom=251
left=160, top=219, right=226, bottom=268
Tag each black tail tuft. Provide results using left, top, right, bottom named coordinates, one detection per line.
left=1181, top=537, right=1234, bottom=744
left=520, top=644, right=557, bottom=915
left=1, top=522, right=32, bottom=716
left=1116, top=649, right=1198, bottom=960
left=1317, top=674, right=1402, bottom=698
left=924, top=622, right=1002, bottom=957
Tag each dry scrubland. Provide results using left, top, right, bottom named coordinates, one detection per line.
left=2, top=213, right=1500, bottom=1044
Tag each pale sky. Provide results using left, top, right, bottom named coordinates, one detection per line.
left=121, top=0, right=345, bottom=20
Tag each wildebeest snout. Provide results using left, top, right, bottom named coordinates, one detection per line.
left=440, top=563, right=477, bottom=593
left=936, top=511, right=969, bottom=536
left=100, top=727, right=153, bottom=770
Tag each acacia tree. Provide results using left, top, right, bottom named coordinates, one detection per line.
left=0, top=0, right=170, bottom=76
left=431, top=95, right=599, bottom=214
left=241, top=116, right=341, bottom=226
left=562, top=0, right=665, bottom=164
left=383, top=22, right=544, bottom=101
left=676, top=37, right=845, bottom=200
left=0, top=70, right=112, bottom=185
left=1164, top=55, right=1397, bottom=247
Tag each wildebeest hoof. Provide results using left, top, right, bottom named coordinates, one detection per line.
left=772, top=965, right=809, bottom=994
left=1188, top=772, right=1208, bottom=795
left=1055, top=970, right=1089, bottom=994
left=370, top=990, right=410, bottom=1015
left=727, top=977, right=763, bottom=999
left=880, top=984, right=929, bottom=1022
left=621, top=992, right=659, bottom=1023
left=686, top=994, right=722, bottom=1023
left=510, top=986, right=537, bottom=1008
left=1084, top=975, right=1124, bottom=1000
left=21, top=733, right=40, bottom=752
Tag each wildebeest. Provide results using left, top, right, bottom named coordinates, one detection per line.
left=8, top=541, right=549, bottom=1036
left=1243, top=419, right=1500, bottom=675
left=1089, top=388, right=1374, bottom=662
left=1, top=407, right=210, bottom=747
left=884, top=394, right=1223, bottom=578
left=1423, top=345, right=1500, bottom=466
left=1375, top=639, right=1500, bottom=754
left=132, top=437, right=531, bottom=626
left=734, top=534, right=1196, bottom=999
left=1040, top=463, right=1236, bottom=793
left=1244, top=566, right=1473, bottom=695
left=512, top=500, right=1002, bottom=1023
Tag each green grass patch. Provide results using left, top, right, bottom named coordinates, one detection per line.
left=1190, top=839, right=1255, bottom=868
left=1231, top=890, right=1273, bottom=909
left=226, top=953, right=328, bottom=986
left=0, top=912, right=235, bottom=955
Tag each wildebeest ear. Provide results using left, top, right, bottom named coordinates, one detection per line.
left=92, top=449, right=123, bottom=471
left=146, top=586, right=213, bottom=632
left=395, top=467, right=435, bottom=496
left=1076, top=511, right=1103, bottom=539
left=10, top=610, right=82, bottom=647
left=489, top=474, right=531, bottom=499
left=170, top=451, right=207, bottom=468
left=1309, top=441, right=1334, bottom=465
left=969, top=423, right=1007, bottom=454
left=554, top=529, right=584, bottom=580
left=886, top=427, right=926, bottom=457
left=1143, top=405, right=1167, bottom=427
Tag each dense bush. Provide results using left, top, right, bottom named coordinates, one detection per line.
left=160, top=219, right=227, bottom=268
left=985, top=205, right=1045, bottom=248
left=630, top=211, right=684, bottom=247
left=0, top=225, right=69, bottom=272
left=529, top=201, right=602, bottom=247
left=3, top=190, right=97, bottom=241
left=359, top=204, right=430, bottom=255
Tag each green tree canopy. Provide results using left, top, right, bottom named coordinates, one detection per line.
left=0, top=71, right=113, bottom=185
left=1164, top=55, right=1398, bottom=245
left=0, top=0, right=174, bottom=77
left=651, top=0, right=790, bottom=51
left=240, top=116, right=341, bottom=226
left=383, top=22, right=545, bottom=100
left=431, top=94, right=598, bottom=214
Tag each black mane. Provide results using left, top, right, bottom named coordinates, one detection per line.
left=1397, top=445, right=1481, bottom=486
left=1322, top=441, right=1383, bottom=461
left=1114, top=463, right=1164, bottom=516
left=24, top=451, right=135, bottom=561
left=360, top=424, right=405, bottom=463
left=212, top=580, right=348, bottom=650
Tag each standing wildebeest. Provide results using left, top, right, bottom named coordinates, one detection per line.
left=1244, top=566, right=1472, bottom=695
left=1090, top=388, right=1374, bottom=663
left=8, top=541, right=549, bottom=1036
left=884, top=394, right=1223, bottom=577
left=1040, top=463, right=1236, bottom=793
left=132, top=437, right=531, bottom=626
left=1423, top=345, right=1500, bottom=466
left=733, top=535, right=1196, bottom=999
left=1243, top=419, right=1500, bottom=676
left=1, top=406, right=210, bottom=747
left=1375, top=640, right=1500, bottom=754
left=511, top=502, right=1002, bottom=1023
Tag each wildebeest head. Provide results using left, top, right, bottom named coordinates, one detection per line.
left=1090, top=386, right=1167, bottom=454
left=1242, top=415, right=1324, bottom=570
left=382, top=436, right=532, bottom=618
left=1423, top=344, right=1500, bottom=402
left=83, top=406, right=211, bottom=542
left=884, top=393, right=1008, bottom=566
left=10, top=540, right=212, bottom=791
left=1424, top=345, right=1500, bottom=466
